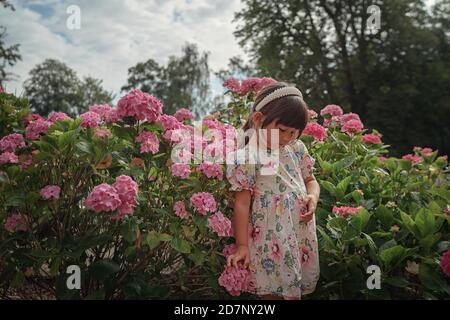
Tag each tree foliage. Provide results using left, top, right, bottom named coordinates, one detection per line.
left=24, top=59, right=113, bottom=117
left=122, top=42, right=211, bottom=119
left=230, top=0, right=450, bottom=156
left=0, top=0, right=21, bottom=85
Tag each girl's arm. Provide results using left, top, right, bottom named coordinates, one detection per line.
left=232, top=190, right=252, bottom=246
left=305, top=175, right=320, bottom=203
left=301, top=175, right=320, bottom=222
left=227, top=189, right=251, bottom=268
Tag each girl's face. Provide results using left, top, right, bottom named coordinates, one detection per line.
left=253, top=112, right=300, bottom=149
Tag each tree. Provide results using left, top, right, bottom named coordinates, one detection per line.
left=81, top=76, right=115, bottom=110
left=122, top=42, right=211, bottom=119
left=363, top=0, right=450, bottom=155
left=214, top=55, right=255, bottom=83
left=0, top=0, right=14, bottom=10
left=0, top=0, right=21, bottom=85
left=24, top=59, right=113, bottom=117
left=121, top=58, right=165, bottom=97
left=232, top=0, right=450, bottom=156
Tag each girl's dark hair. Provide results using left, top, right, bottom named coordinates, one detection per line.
left=242, top=81, right=310, bottom=145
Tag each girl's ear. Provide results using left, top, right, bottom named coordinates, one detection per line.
left=253, top=112, right=264, bottom=129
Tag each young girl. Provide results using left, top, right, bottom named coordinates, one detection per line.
left=225, top=81, right=321, bottom=300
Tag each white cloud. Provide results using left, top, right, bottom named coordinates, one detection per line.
left=1, top=0, right=246, bottom=104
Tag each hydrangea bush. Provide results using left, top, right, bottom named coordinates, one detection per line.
left=0, top=88, right=237, bottom=299
left=212, top=77, right=450, bottom=299
left=0, top=79, right=449, bottom=300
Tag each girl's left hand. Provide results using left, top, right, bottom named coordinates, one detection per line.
left=300, top=194, right=318, bottom=223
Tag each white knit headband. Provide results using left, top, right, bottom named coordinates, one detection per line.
left=254, top=86, right=303, bottom=112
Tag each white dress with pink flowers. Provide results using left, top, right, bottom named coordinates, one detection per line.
left=226, top=139, right=320, bottom=299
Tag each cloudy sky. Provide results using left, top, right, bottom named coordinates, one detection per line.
left=1, top=0, right=437, bottom=107
left=0, top=0, right=246, bottom=103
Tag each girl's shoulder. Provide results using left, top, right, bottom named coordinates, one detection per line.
left=225, top=146, right=258, bottom=194
left=289, top=139, right=308, bottom=155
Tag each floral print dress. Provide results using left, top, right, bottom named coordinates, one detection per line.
left=226, top=139, right=320, bottom=300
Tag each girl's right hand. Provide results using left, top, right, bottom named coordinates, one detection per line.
left=227, top=244, right=250, bottom=268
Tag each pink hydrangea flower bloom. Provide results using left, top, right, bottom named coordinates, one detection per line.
left=323, top=116, right=341, bottom=128
left=4, top=213, right=27, bottom=233
left=303, top=122, right=328, bottom=141
left=339, top=112, right=361, bottom=124
left=189, top=192, right=217, bottom=215
left=89, top=104, right=113, bottom=121
left=421, top=148, right=433, bottom=156
left=85, top=183, right=122, bottom=213
left=0, top=151, right=18, bottom=164
left=203, top=120, right=236, bottom=143
left=80, top=111, right=101, bottom=129
left=202, top=120, right=234, bottom=146
left=171, top=163, right=191, bottom=179
left=48, top=112, right=70, bottom=123
left=239, top=77, right=261, bottom=96
left=0, top=133, right=26, bottom=152
left=163, top=128, right=183, bottom=144
left=203, top=118, right=222, bottom=131
left=190, top=133, right=209, bottom=151
left=94, top=128, right=113, bottom=139
left=23, top=113, right=44, bottom=126
left=218, top=265, right=252, bottom=296
left=198, top=162, right=224, bottom=180
left=173, top=200, right=190, bottom=219
left=174, top=108, right=194, bottom=122
left=414, top=146, right=433, bottom=157
left=440, top=250, right=450, bottom=277
left=222, top=244, right=237, bottom=257
left=362, top=134, right=382, bottom=145
left=255, top=77, right=277, bottom=92
left=208, top=211, right=233, bottom=237
left=40, top=185, right=61, bottom=200
left=222, top=122, right=235, bottom=132
left=172, top=147, right=193, bottom=164
left=112, top=175, right=139, bottom=218
left=223, top=77, right=241, bottom=94
left=320, top=104, right=344, bottom=117
left=156, top=115, right=185, bottom=141
left=379, top=156, right=387, bottom=161
left=308, top=109, right=318, bottom=119
left=104, top=109, right=119, bottom=124
left=117, top=89, right=163, bottom=122
left=25, top=118, right=52, bottom=140
left=402, top=154, right=423, bottom=164
left=136, top=131, right=159, bottom=154
left=239, top=77, right=276, bottom=96
left=332, top=206, right=363, bottom=218
left=341, top=119, right=364, bottom=134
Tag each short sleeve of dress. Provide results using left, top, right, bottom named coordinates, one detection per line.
left=225, top=149, right=257, bottom=194
left=295, top=140, right=316, bottom=180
